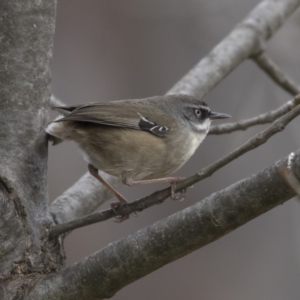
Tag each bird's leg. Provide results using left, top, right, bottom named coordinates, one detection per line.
left=122, top=173, right=187, bottom=202
left=88, top=164, right=132, bottom=222
left=88, top=164, right=127, bottom=203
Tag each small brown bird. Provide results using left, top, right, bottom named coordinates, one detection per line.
left=47, top=94, right=230, bottom=216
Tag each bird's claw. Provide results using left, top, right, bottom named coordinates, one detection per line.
left=170, top=177, right=186, bottom=202
left=110, top=201, right=138, bottom=222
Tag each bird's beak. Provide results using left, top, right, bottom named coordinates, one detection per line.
left=209, top=111, right=231, bottom=120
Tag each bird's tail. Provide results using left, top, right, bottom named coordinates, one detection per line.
left=46, top=116, right=67, bottom=145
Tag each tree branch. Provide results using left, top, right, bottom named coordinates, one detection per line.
left=50, top=172, right=120, bottom=225
left=49, top=0, right=300, bottom=226
left=209, top=94, right=300, bottom=134
left=49, top=101, right=300, bottom=237
left=253, top=52, right=300, bottom=95
left=30, top=149, right=300, bottom=300
left=167, top=0, right=300, bottom=97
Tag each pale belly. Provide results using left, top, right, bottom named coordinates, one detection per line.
left=79, top=129, right=206, bottom=181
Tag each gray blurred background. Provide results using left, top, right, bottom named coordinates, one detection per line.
left=48, top=1, right=300, bottom=299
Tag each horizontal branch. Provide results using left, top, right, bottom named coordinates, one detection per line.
left=30, top=149, right=300, bottom=300
left=209, top=94, right=300, bottom=134
left=49, top=100, right=300, bottom=237
left=253, top=52, right=300, bottom=96
left=50, top=0, right=300, bottom=225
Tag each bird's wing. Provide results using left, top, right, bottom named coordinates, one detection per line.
left=55, top=101, right=170, bottom=137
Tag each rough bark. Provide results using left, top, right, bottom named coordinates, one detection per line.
left=0, top=1, right=62, bottom=299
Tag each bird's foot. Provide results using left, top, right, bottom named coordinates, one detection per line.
left=110, top=201, right=138, bottom=223
left=170, top=177, right=186, bottom=202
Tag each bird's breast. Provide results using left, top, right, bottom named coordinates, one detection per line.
left=157, top=129, right=207, bottom=177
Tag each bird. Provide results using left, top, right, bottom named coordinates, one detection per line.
left=46, top=94, right=230, bottom=219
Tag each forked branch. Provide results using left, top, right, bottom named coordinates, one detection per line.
left=253, top=52, right=300, bottom=96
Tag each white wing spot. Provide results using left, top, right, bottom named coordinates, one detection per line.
left=159, top=126, right=169, bottom=131
left=150, top=125, right=158, bottom=132
left=137, top=112, right=155, bottom=125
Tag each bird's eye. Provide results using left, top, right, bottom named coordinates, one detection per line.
left=195, top=109, right=201, bottom=118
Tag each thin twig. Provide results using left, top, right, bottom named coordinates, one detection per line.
left=253, top=52, right=300, bottom=96
left=209, top=94, right=300, bottom=134
left=49, top=101, right=300, bottom=238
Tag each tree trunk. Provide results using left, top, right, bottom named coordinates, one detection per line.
left=0, top=1, right=64, bottom=299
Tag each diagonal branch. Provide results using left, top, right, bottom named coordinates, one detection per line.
left=209, top=94, right=300, bottom=134
left=50, top=0, right=300, bottom=227
left=167, top=0, right=300, bottom=97
left=30, top=150, right=300, bottom=300
left=50, top=172, right=120, bottom=225
left=253, top=52, right=300, bottom=96
left=49, top=101, right=300, bottom=237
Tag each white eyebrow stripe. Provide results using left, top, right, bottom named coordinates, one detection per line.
left=190, top=105, right=210, bottom=111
